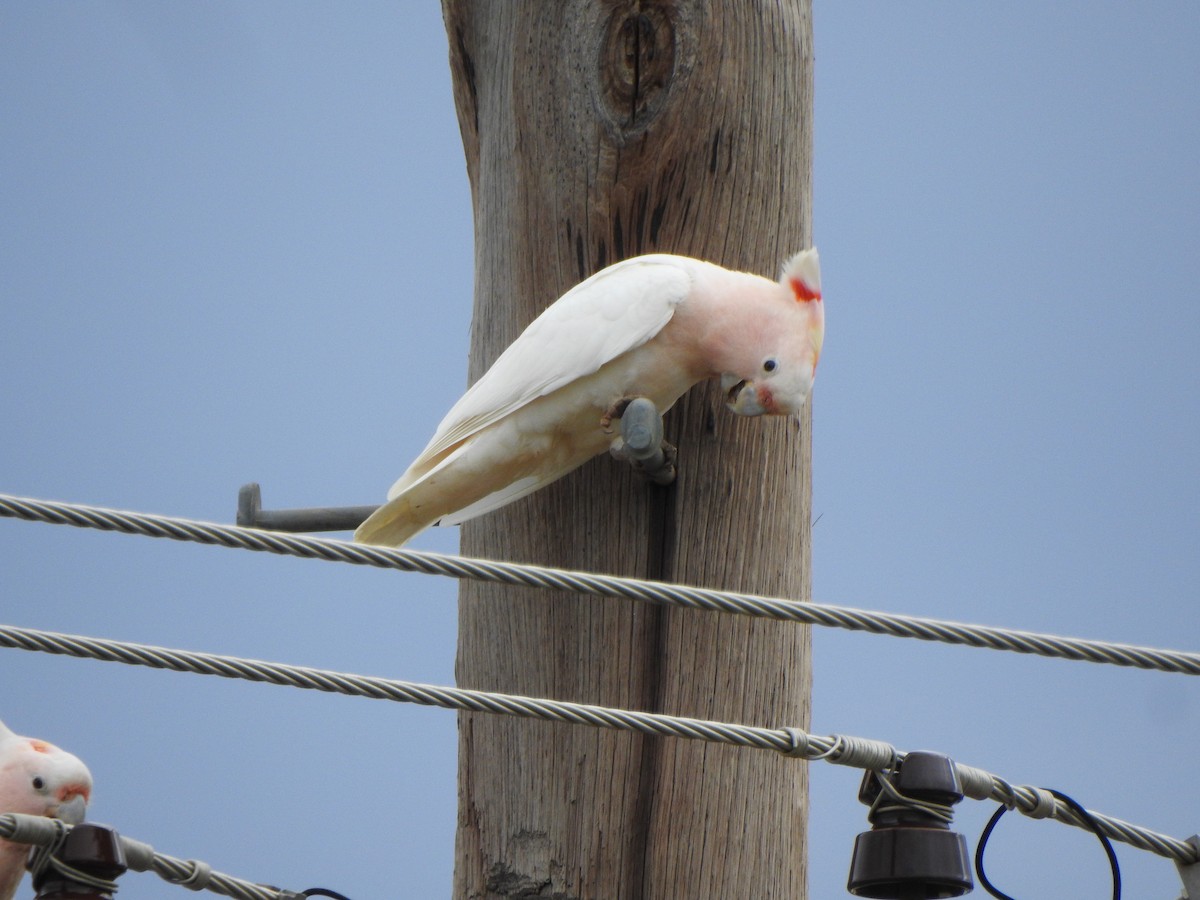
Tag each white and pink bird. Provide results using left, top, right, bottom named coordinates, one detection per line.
left=0, top=719, right=92, bottom=900
left=355, top=249, right=824, bottom=547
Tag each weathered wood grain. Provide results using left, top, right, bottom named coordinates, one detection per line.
left=441, top=2, right=814, bottom=896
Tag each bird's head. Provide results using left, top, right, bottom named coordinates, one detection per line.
left=0, top=721, right=93, bottom=825
left=722, top=248, right=823, bottom=418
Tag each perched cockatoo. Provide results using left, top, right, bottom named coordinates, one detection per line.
left=355, top=249, right=823, bottom=547
left=0, top=720, right=92, bottom=900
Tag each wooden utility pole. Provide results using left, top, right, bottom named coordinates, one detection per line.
left=441, top=2, right=814, bottom=896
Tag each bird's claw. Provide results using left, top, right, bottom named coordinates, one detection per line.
left=600, top=398, right=635, bottom=434
left=610, top=437, right=676, bottom=485
left=633, top=440, right=677, bottom=486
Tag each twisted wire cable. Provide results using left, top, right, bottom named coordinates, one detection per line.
left=0, top=622, right=1193, bottom=866
left=1, top=493, right=1197, bottom=676
left=0, top=813, right=303, bottom=899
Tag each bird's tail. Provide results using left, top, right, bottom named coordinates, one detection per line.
left=353, top=496, right=431, bottom=547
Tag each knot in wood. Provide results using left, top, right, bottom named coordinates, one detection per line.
left=598, top=5, right=675, bottom=133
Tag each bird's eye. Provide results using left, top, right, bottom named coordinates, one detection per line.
left=763, top=359, right=778, bottom=373
left=32, top=776, right=45, bottom=791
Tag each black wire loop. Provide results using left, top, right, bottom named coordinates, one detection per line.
left=975, top=789, right=1121, bottom=899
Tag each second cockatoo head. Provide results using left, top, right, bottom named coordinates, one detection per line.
left=0, top=719, right=92, bottom=825
left=0, top=719, right=92, bottom=900
left=721, top=248, right=824, bottom=418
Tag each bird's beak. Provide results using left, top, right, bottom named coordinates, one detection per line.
left=721, top=375, right=769, bottom=417
left=53, top=787, right=90, bottom=825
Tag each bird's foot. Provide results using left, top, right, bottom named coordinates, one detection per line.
left=610, top=438, right=677, bottom=485
left=634, top=441, right=677, bottom=485
left=607, top=398, right=676, bottom=486
left=600, top=397, right=635, bottom=434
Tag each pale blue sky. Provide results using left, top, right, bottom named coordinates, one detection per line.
left=2, top=4, right=1197, bottom=898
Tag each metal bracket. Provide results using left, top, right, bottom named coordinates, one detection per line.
left=237, top=483, right=379, bottom=533
left=608, top=397, right=677, bottom=486
left=238, top=398, right=675, bottom=534
left=1177, top=835, right=1200, bottom=899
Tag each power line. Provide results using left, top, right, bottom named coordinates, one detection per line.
left=0, top=621, right=1193, bottom=867
left=1, top=492, right=1197, bottom=676
left=1, top=812, right=304, bottom=899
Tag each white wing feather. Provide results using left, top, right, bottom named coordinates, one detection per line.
left=388, top=255, right=695, bottom=499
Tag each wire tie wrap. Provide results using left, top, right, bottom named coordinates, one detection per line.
left=1024, top=786, right=1059, bottom=820
left=955, top=763, right=998, bottom=801
left=869, top=770, right=955, bottom=825
left=781, top=727, right=810, bottom=758
left=24, top=818, right=69, bottom=882
left=830, top=734, right=898, bottom=771
left=170, top=858, right=214, bottom=890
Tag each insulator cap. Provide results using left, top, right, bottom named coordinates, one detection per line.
left=848, top=752, right=973, bottom=898
left=32, top=823, right=127, bottom=899
left=847, top=827, right=973, bottom=898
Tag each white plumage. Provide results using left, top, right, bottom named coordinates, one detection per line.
left=0, top=720, right=92, bottom=900
left=356, top=250, right=823, bottom=546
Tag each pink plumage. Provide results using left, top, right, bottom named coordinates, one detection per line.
left=0, top=720, right=92, bottom=900
left=356, top=249, right=823, bottom=547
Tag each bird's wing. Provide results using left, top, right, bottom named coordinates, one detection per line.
left=389, top=255, right=694, bottom=498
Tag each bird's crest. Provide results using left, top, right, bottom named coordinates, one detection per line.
left=781, top=248, right=821, bottom=303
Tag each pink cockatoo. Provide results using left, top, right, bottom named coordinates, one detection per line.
left=0, top=719, right=92, bottom=900
left=355, top=249, right=823, bottom=547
